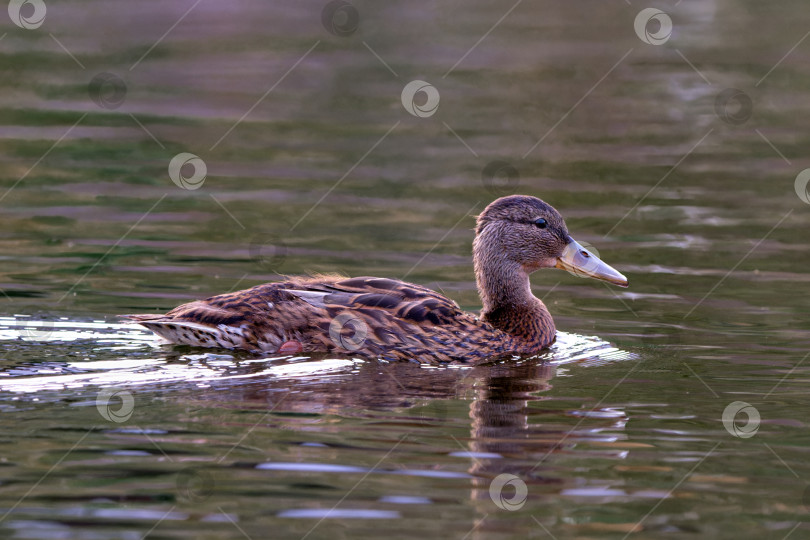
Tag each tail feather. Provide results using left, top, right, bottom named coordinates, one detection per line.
left=124, top=315, right=250, bottom=350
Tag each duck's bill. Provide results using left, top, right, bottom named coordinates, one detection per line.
left=555, top=238, right=628, bottom=287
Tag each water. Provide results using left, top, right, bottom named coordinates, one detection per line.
left=2, top=0, right=810, bottom=538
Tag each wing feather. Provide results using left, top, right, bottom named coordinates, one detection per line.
left=126, top=275, right=510, bottom=362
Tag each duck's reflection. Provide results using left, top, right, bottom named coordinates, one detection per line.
left=4, top=346, right=628, bottom=532
left=183, top=354, right=627, bottom=499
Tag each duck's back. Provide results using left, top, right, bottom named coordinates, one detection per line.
left=127, top=276, right=513, bottom=363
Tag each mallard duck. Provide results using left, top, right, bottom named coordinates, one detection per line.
left=126, top=195, right=627, bottom=363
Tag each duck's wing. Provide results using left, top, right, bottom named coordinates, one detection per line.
left=292, top=276, right=504, bottom=361
left=297, top=276, right=466, bottom=325
left=125, top=276, right=500, bottom=362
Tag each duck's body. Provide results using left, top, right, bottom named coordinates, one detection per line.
left=127, top=195, right=627, bottom=363
left=128, top=275, right=550, bottom=363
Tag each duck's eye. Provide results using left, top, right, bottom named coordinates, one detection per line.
left=533, top=218, right=547, bottom=229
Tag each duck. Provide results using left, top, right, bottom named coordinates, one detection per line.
left=126, top=195, right=627, bottom=363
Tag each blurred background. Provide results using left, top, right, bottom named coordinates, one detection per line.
left=1, top=0, right=810, bottom=538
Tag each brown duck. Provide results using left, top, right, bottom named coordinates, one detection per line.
left=126, top=195, right=627, bottom=363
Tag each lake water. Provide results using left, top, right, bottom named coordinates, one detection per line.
left=2, top=1, right=810, bottom=538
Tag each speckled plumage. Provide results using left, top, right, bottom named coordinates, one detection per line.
left=126, top=195, right=627, bottom=363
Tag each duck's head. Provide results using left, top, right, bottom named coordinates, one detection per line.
left=474, top=195, right=628, bottom=287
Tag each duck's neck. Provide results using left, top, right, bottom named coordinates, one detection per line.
left=473, top=236, right=556, bottom=350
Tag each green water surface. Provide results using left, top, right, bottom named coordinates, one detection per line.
left=1, top=1, right=810, bottom=538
